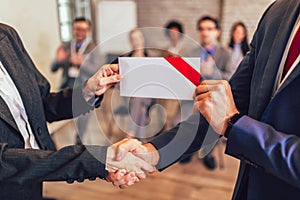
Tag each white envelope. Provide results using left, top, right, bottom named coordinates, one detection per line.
left=119, top=57, right=200, bottom=100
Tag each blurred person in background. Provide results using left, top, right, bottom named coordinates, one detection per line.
left=163, top=20, right=187, bottom=57
left=227, top=21, right=250, bottom=78
left=112, top=29, right=155, bottom=141
left=187, top=15, right=231, bottom=80
left=160, top=20, right=188, bottom=132
left=182, top=16, right=231, bottom=169
left=51, top=17, right=96, bottom=145
left=51, top=17, right=95, bottom=90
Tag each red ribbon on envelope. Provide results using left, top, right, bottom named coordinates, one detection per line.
left=164, top=57, right=201, bottom=86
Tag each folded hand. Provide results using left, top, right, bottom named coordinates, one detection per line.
left=106, top=139, right=159, bottom=189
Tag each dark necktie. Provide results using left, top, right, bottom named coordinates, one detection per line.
left=75, top=42, right=82, bottom=52
left=283, top=26, right=300, bottom=78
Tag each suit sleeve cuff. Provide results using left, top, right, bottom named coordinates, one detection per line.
left=85, top=146, right=109, bottom=179
left=72, top=86, right=103, bottom=117
left=224, top=114, right=243, bottom=138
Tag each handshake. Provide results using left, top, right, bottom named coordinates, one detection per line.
left=94, top=64, right=239, bottom=188
left=105, top=139, right=160, bottom=189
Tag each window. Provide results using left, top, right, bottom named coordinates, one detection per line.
left=57, top=0, right=93, bottom=42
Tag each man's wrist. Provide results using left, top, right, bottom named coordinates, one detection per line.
left=224, top=113, right=243, bottom=138
left=144, top=143, right=160, bottom=166
left=82, top=82, right=94, bottom=102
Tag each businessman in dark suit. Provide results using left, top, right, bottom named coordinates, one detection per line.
left=112, top=0, right=300, bottom=199
left=0, top=23, right=154, bottom=200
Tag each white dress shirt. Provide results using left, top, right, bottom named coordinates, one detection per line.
left=0, top=61, right=39, bottom=149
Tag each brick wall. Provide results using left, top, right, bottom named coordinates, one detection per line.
left=221, top=0, right=274, bottom=46
left=136, top=0, right=275, bottom=48
left=137, top=0, right=221, bottom=47
left=93, top=0, right=275, bottom=52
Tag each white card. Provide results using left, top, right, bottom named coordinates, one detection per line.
left=119, top=57, right=200, bottom=100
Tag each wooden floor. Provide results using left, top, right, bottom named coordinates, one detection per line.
left=43, top=146, right=239, bottom=200
left=44, top=88, right=240, bottom=200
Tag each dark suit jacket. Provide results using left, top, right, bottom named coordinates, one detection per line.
left=0, top=24, right=107, bottom=200
left=151, top=0, right=300, bottom=199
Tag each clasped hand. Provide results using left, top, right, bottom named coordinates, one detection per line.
left=106, top=139, right=159, bottom=189
left=83, top=64, right=158, bottom=188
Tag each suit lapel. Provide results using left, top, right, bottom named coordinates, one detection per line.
left=0, top=32, right=20, bottom=132
left=0, top=34, right=37, bottom=132
left=274, top=62, right=300, bottom=97
left=0, top=97, right=19, bottom=132
left=232, top=2, right=300, bottom=199
left=250, top=1, right=300, bottom=119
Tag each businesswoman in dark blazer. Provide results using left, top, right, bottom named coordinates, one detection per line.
left=0, top=23, right=153, bottom=200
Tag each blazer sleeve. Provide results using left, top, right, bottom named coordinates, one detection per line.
left=225, top=116, right=300, bottom=188
left=149, top=42, right=256, bottom=171
left=6, top=23, right=103, bottom=122
left=150, top=113, right=220, bottom=170
left=0, top=24, right=109, bottom=184
left=225, top=3, right=300, bottom=187
left=0, top=143, right=108, bottom=184
left=41, top=85, right=103, bottom=123
left=50, top=59, right=69, bottom=73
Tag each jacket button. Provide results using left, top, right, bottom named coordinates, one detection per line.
left=77, top=177, right=84, bottom=183
left=88, top=177, right=96, bottom=181
left=37, top=127, right=42, bottom=135
left=66, top=179, right=74, bottom=184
